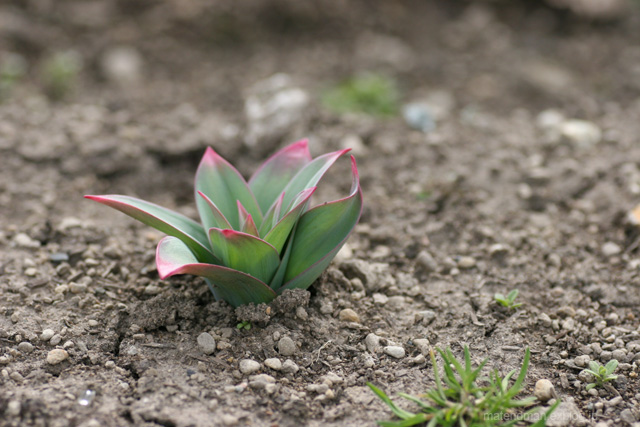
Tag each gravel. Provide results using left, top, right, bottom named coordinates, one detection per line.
left=239, top=359, right=261, bottom=375
left=383, top=346, right=405, bottom=359
left=277, top=336, right=296, bottom=356
left=197, top=332, right=216, bottom=355
left=46, top=349, right=69, bottom=365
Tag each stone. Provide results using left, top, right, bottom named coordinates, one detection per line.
left=534, top=379, right=555, bottom=402
left=560, top=120, right=601, bottom=148
left=17, top=342, right=34, bottom=353
left=545, top=398, right=589, bottom=427
left=47, top=349, right=69, bottom=365
left=457, top=256, right=476, bottom=269
left=239, top=359, right=260, bottom=375
left=364, top=333, right=381, bottom=353
left=372, top=293, right=389, bottom=305
left=282, top=359, right=299, bottom=375
left=413, top=339, right=430, bottom=356
left=101, top=46, right=143, bottom=85
left=339, top=308, right=360, bottom=323
left=13, top=233, right=40, bottom=248
left=574, top=355, right=590, bottom=368
left=602, top=242, right=622, bottom=257
left=197, top=332, right=216, bottom=355
left=383, top=346, right=405, bottom=359
left=277, top=336, right=296, bottom=356
left=416, top=250, right=438, bottom=272
left=264, top=358, right=282, bottom=371
left=244, top=74, right=310, bottom=151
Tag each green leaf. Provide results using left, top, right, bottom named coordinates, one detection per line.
left=156, top=236, right=276, bottom=307
left=195, top=147, right=262, bottom=231
left=507, top=289, right=519, bottom=302
left=208, top=228, right=280, bottom=284
left=249, top=139, right=312, bottom=214
left=263, top=187, right=315, bottom=254
left=259, top=192, right=285, bottom=237
left=367, top=383, right=416, bottom=420
left=279, top=156, right=363, bottom=291
left=85, top=194, right=215, bottom=263
left=605, top=359, right=618, bottom=376
left=197, top=191, right=233, bottom=230
left=279, top=148, right=351, bottom=217
left=588, top=361, right=601, bottom=373
left=237, top=201, right=259, bottom=237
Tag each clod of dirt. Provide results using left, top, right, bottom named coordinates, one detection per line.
left=234, top=289, right=310, bottom=324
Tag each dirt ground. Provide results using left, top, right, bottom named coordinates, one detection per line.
left=2, top=1, right=640, bottom=426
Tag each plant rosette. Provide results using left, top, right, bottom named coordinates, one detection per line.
left=86, top=139, right=362, bottom=308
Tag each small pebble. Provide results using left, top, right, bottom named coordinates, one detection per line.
left=364, top=333, right=381, bottom=353
left=40, top=329, right=55, bottom=341
left=574, top=355, right=590, bottom=368
left=457, top=256, right=476, bottom=269
left=602, top=242, right=621, bottom=257
left=416, top=250, right=438, bottom=272
left=372, top=293, right=389, bottom=305
left=611, top=349, right=627, bottom=361
left=384, top=346, right=405, bottom=359
left=282, top=359, right=299, bottom=374
left=50, top=334, right=62, bottom=346
left=239, top=359, right=261, bottom=375
left=13, top=233, right=40, bottom=248
left=413, top=338, right=430, bottom=356
left=560, top=119, right=602, bottom=148
left=534, top=379, right=555, bottom=402
left=17, top=342, right=34, bottom=353
left=6, top=400, right=21, bottom=416
left=197, top=332, right=216, bottom=355
left=46, top=349, right=69, bottom=365
left=264, top=358, right=282, bottom=371
left=10, top=371, right=24, bottom=383
left=339, top=308, right=360, bottom=323
left=277, top=337, right=296, bottom=356
left=221, top=414, right=239, bottom=426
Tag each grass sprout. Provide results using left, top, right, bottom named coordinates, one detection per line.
left=368, top=346, right=559, bottom=427
left=322, top=73, right=399, bottom=117
left=583, top=360, right=618, bottom=391
left=494, top=289, right=522, bottom=310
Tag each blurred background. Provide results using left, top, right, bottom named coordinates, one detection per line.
left=1, top=0, right=640, bottom=223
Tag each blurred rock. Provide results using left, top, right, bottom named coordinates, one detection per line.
left=101, top=46, right=143, bottom=86
left=244, top=74, right=309, bottom=154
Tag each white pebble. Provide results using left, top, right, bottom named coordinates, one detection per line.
left=384, top=346, right=405, bottom=359
left=46, top=349, right=69, bottom=365
left=264, top=358, right=282, bottom=371
left=534, top=379, right=555, bottom=402
left=239, top=359, right=261, bottom=375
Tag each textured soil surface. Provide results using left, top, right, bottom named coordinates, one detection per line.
left=2, top=1, right=640, bottom=426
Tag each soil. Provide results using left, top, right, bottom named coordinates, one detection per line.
left=2, top=1, right=640, bottom=426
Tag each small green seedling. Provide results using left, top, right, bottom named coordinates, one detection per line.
left=494, top=289, right=522, bottom=310
left=41, top=51, right=82, bottom=100
left=86, top=140, right=362, bottom=308
left=584, top=360, right=618, bottom=391
left=236, top=320, right=251, bottom=330
left=368, top=346, right=559, bottom=427
left=322, top=73, right=399, bottom=117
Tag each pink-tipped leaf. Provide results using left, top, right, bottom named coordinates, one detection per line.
left=195, top=147, right=263, bottom=231
left=197, top=191, right=232, bottom=230
left=259, top=192, right=285, bottom=237
left=156, top=236, right=276, bottom=308
left=249, top=139, right=312, bottom=214
left=280, top=156, right=362, bottom=291
left=237, top=201, right=259, bottom=237
left=85, top=194, right=216, bottom=264
left=279, top=148, right=351, bottom=218
left=208, top=228, right=280, bottom=285
left=263, top=187, right=315, bottom=254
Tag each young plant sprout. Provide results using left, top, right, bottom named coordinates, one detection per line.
left=494, top=289, right=522, bottom=310
left=368, top=347, right=559, bottom=427
left=86, top=139, right=362, bottom=308
left=583, top=360, right=618, bottom=391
